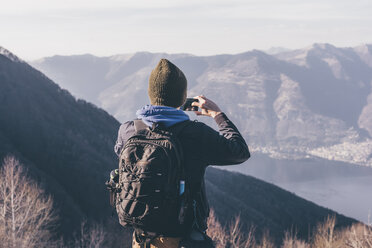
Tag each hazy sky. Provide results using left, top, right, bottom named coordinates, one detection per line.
left=1, top=0, right=372, bottom=60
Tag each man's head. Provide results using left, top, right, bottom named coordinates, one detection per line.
left=148, top=59, right=187, bottom=108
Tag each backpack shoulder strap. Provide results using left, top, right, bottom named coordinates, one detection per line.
left=134, top=119, right=191, bottom=135
left=133, top=119, right=148, bottom=132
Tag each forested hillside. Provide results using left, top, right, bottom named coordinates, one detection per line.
left=0, top=48, right=120, bottom=234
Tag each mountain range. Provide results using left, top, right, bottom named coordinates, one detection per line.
left=30, top=44, right=372, bottom=168
left=0, top=46, right=358, bottom=246
left=29, top=44, right=372, bottom=224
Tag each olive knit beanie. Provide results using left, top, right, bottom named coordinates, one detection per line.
left=148, top=59, right=187, bottom=108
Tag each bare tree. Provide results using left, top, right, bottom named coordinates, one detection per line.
left=282, top=229, right=309, bottom=248
left=345, top=223, right=372, bottom=248
left=207, top=209, right=257, bottom=248
left=0, top=156, right=56, bottom=248
left=311, top=215, right=346, bottom=248
left=207, top=209, right=229, bottom=247
left=72, top=220, right=106, bottom=248
left=256, top=230, right=275, bottom=248
left=228, top=215, right=256, bottom=248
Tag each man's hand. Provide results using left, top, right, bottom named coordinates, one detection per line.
left=191, top=95, right=222, bottom=118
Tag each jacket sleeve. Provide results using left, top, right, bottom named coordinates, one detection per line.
left=202, top=113, right=250, bottom=165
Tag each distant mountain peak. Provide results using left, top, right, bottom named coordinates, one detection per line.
left=265, top=47, right=291, bottom=55
left=354, top=44, right=372, bottom=55
left=354, top=44, right=372, bottom=69
left=109, top=53, right=135, bottom=62
left=311, top=43, right=334, bottom=49
left=0, top=47, right=23, bottom=63
left=292, top=43, right=337, bottom=54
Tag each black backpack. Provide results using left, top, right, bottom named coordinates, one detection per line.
left=114, top=120, right=193, bottom=238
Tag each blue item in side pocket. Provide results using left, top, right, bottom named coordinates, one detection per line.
left=180, top=180, right=185, bottom=195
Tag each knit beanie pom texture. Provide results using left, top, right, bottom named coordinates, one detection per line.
left=148, top=59, right=187, bottom=108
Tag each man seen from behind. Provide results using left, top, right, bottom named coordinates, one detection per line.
left=114, top=59, right=250, bottom=248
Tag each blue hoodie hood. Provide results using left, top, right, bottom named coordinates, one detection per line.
left=136, top=105, right=189, bottom=128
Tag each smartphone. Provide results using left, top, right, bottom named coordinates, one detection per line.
left=181, top=98, right=199, bottom=111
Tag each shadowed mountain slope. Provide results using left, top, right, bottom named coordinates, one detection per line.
left=0, top=47, right=120, bottom=235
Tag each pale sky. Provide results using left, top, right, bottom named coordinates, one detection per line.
left=1, top=0, right=372, bottom=60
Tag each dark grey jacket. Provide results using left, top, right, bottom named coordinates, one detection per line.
left=114, top=113, right=250, bottom=232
